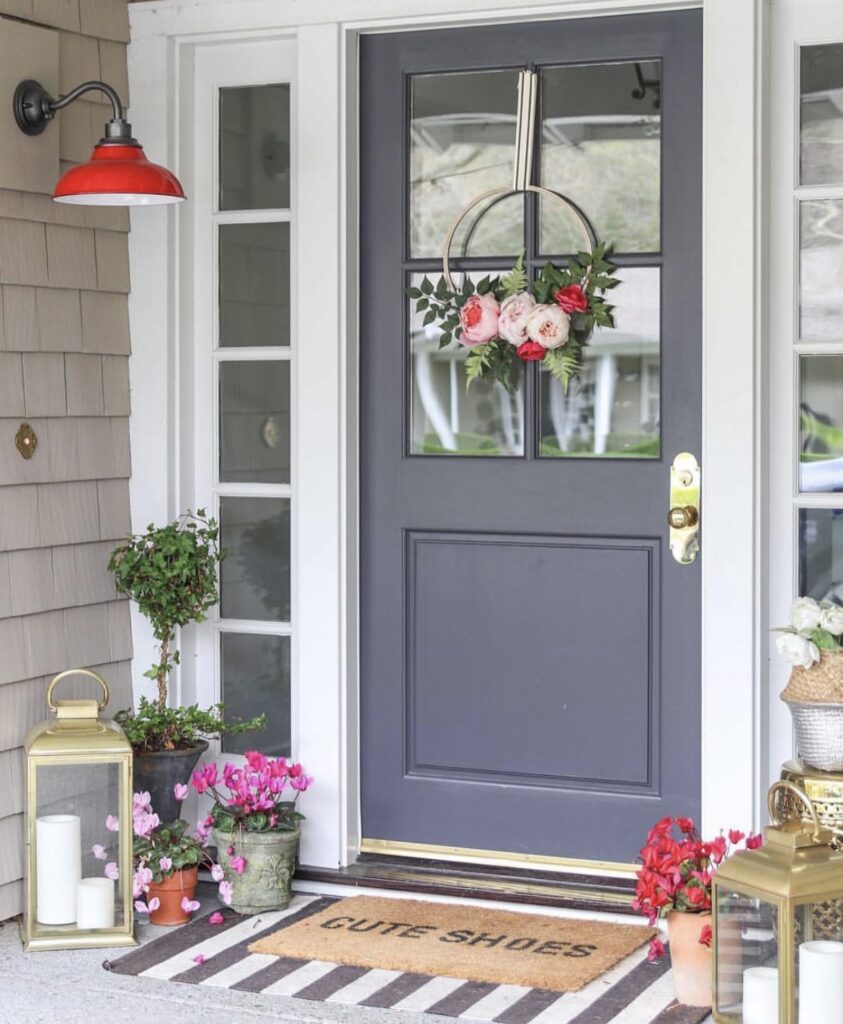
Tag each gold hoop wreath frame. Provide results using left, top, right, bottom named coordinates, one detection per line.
left=410, top=184, right=620, bottom=396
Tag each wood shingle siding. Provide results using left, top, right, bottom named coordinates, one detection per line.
left=0, top=0, right=133, bottom=920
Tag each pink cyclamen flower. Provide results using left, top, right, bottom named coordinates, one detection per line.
left=181, top=897, right=201, bottom=913
left=173, top=783, right=189, bottom=801
left=290, top=774, right=314, bottom=792
left=133, top=866, right=153, bottom=898
left=209, top=911, right=224, bottom=926
left=226, top=846, right=235, bottom=856
left=134, top=900, right=150, bottom=914
left=229, top=855, right=247, bottom=875
left=648, top=937, right=666, bottom=961
left=132, top=791, right=151, bottom=812
left=105, top=815, right=119, bottom=832
left=91, top=844, right=107, bottom=861
left=218, top=880, right=233, bottom=906
left=211, top=864, right=224, bottom=883
left=148, top=897, right=160, bottom=912
left=133, top=812, right=160, bottom=839
left=192, top=954, right=206, bottom=965
left=159, top=856, right=172, bottom=873
left=458, top=292, right=500, bottom=347
left=104, top=862, right=119, bottom=881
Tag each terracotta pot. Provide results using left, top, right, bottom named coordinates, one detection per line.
left=147, top=866, right=199, bottom=926
left=667, top=910, right=712, bottom=1007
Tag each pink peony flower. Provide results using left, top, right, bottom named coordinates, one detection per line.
left=105, top=815, right=119, bottom=832
left=91, top=844, right=107, bottom=861
left=209, top=911, right=224, bottom=925
left=218, top=881, right=233, bottom=906
left=458, top=292, right=499, bottom=346
left=498, top=292, right=537, bottom=345
left=104, top=862, right=119, bottom=881
left=181, top=897, right=200, bottom=913
left=173, top=783, right=189, bottom=801
left=525, top=303, right=570, bottom=350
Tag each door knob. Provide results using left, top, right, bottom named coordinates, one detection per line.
left=667, top=505, right=699, bottom=530
left=668, top=453, right=700, bottom=565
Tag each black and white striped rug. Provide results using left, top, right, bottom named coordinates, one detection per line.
left=105, top=894, right=711, bottom=1023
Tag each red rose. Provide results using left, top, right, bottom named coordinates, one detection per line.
left=555, top=284, right=588, bottom=314
left=516, top=340, right=546, bottom=362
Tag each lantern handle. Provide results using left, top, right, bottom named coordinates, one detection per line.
left=768, top=780, right=824, bottom=844
left=47, top=669, right=109, bottom=712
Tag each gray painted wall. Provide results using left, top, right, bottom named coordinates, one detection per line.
left=0, top=0, right=133, bottom=921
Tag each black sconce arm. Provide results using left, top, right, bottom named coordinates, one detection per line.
left=14, top=78, right=135, bottom=143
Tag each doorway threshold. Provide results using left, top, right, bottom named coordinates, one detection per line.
left=295, top=853, right=639, bottom=916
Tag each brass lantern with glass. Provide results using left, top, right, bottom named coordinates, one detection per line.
left=713, top=781, right=843, bottom=1023
left=22, top=670, right=136, bottom=951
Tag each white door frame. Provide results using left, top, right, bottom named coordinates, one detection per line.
left=127, top=0, right=767, bottom=869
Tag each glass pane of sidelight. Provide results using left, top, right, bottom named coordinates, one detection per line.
left=410, top=70, right=521, bottom=258
left=800, top=355, right=843, bottom=492
left=799, top=507, right=843, bottom=602
left=800, top=44, right=843, bottom=187
left=408, top=272, right=524, bottom=456
left=220, top=496, right=291, bottom=621
left=219, top=361, right=290, bottom=484
left=539, top=267, right=660, bottom=458
left=219, top=84, right=291, bottom=211
left=800, top=200, right=843, bottom=341
left=540, top=61, right=661, bottom=254
left=219, top=222, right=291, bottom=347
left=221, top=632, right=291, bottom=757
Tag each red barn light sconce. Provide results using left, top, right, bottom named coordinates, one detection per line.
left=13, top=78, right=185, bottom=207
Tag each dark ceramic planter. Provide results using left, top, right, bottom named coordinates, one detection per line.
left=133, top=740, right=209, bottom=823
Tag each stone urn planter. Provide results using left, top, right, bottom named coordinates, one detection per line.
left=147, top=866, right=199, bottom=927
left=214, top=827, right=300, bottom=915
left=666, top=910, right=712, bottom=1008
left=781, top=651, right=843, bottom=771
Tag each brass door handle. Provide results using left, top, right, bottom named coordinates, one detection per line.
left=668, top=453, right=700, bottom=565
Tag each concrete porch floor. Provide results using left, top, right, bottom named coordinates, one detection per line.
left=0, top=886, right=715, bottom=1024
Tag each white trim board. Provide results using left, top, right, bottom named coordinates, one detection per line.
left=127, top=0, right=766, bottom=869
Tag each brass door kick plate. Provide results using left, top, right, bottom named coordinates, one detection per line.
left=15, top=422, right=38, bottom=460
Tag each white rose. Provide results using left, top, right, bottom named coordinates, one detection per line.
left=525, top=303, right=570, bottom=350
left=789, top=597, right=822, bottom=632
left=497, top=292, right=537, bottom=345
left=776, top=632, right=821, bottom=669
left=821, top=604, right=843, bottom=635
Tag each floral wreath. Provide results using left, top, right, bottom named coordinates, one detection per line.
left=407, top=185, right=621, bottom=395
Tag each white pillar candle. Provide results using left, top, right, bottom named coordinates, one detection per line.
left=743, top=966, right=778, bottom=1024
left=799, top=940, right=843, bottom=1024
left=35, top=814, right=81, bottom=925
left=76, top=878, right=115, bottom=929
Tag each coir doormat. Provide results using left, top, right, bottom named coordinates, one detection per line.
left=248, top=894, right=653, bottom=993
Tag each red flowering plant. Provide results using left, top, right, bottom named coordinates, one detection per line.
left=633, top=816, right=763, bottom=961
left=406, top=246, right=620, bottom=395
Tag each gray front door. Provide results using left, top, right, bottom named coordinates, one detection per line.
left=360, top=11, right=702, bottom=865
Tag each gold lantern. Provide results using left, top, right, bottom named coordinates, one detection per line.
left=22, top=670, right=136, bottom=951
left=713, top=781, right=843, bottom=1023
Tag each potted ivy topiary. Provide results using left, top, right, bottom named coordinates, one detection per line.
left=109, top=510, right=264, bottom=822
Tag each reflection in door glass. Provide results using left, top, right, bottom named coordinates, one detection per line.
left=540, top=62, right=661, bottom=254
left=800, top=508, right=843, bottom=603
left=219, top=84, right=291, bottom=211
left=800, top=356, right=843, bottom=492
left=408, top=273, right=524, bottom=456
left=220, top=496, right=291, bottom=620
left=221, top=632, right=291, bottom=757
left=219, top=222, right=291, bottom=347
left=800, top=199, right=843, bottom=341
left=539, top=268, right=660, bottom=458
left=800, top=44, right=843, bottom=187
left=219, top=361, right=290, bottom=484
left=410, top=71, right=521, bottom=258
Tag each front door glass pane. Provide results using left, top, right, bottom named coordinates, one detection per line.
left=800, top=44, right=843, bottom=187
left=539, top=267, right=660, bottom=458
left=800, top=355, right=843, bottom=492
left=540, top=61, right=661, bottom=255
left=408, top=272, right=524, bottom=456
left=800, top=200, right=843, bottom=342
left=410, top=70, right=520, bottom=258
left=219, top=84, right=291, bottom=211
left=219, top=222, right=291, bottom=347
left=220, top=496, right=291, bottom=621
left=219, top=361, right=290, bottom=484
left=221, top=632, right=291, bottom=757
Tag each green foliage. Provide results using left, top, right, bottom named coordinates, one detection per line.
left=115, top=696, right=266, bottom=754
left=133, top=817, right=206, bottom=882
left=210, top=803, right=304, bottom=835
left=465, top=341, right=521, bottom=394
left=543, top=347, right=583, bottom=394
left=498, top=251, right=527, bottom=297
left=109, top=510, right=222, bottom=709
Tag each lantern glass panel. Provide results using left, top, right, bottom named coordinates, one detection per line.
left=32, top=762, right=125, bottom=936
left=793, top=899, right=843, bottom=1023
left=715, top=889, right=779, bottom=1022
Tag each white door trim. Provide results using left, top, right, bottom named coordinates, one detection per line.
left=128, top=0, right=766, bottom=869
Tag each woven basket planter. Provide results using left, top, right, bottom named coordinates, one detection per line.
left=782, top=651, right=843, bottom=770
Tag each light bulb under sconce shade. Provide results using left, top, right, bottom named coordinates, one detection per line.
left=13, top=78, right=186, bottom=207
left=53, top=143, right=185, bottom=206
